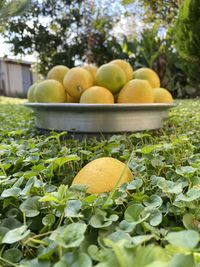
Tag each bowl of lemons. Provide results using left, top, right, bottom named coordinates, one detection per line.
left=25, top=60, right=175, bottom=133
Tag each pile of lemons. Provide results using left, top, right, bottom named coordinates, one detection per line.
left=28, top=59, right=173, bottom=104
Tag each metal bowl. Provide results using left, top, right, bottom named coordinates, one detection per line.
left=25, top=103, right=175, bottom=133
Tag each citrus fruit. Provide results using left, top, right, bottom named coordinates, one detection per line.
left=153, top=88, right=173, bottom=103
left=47, top=65, right=69, bottom=84
left=79, top=86, right=114, bottom=104
left=109, top=59, right=133, bottom=82
left=27, top=83, right=37, bottom=102
left=72, top=157, right=133, bottom=194
left=34, top=80, right=67, bottom=103
left=63, top=67, right=93, bottom=100
left=117, top=79, right=154, bottom=103
left=95, top=64, right=126, bottom=94
left=133, top=68, right=160, bottom=88
left=66, top=93, right=78, bottom=103
left=82, top=64, right=97, bottom=82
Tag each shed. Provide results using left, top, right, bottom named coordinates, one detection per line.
left=0, top=57, right=34, bottom=97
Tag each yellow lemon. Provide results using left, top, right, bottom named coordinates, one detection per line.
left=47, top=65, right=69, bottom=84
left=109, top=59, right=134, bottom=82
left=82, top=64, right=97, bottom=82
left=66, top=93, right=78, bottom=103
left=63, top=67, right=93, bottom=100
left=72, top=157, right=133, bottom=194
left=133, top=68, right=160, bottom=88
left=27, top=83, right=37, bottom=102
left=153, top=88, right=173, bottom=103
left=79, top=86, right=114, bottom=104
left=34, top=80, right=67, bottom=103
left=117, top=79, right=154, bottom=103
left=95, top=64, right=126, bottom=94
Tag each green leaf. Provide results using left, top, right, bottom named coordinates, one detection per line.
left=126, top=178, right=143, bottom=190
left=132, top=234, right=154, bottom=245
left=42, top=214, right=56, bottom=226
left=143, top=195, right=163, bottom=208
left=90, top=209, right=118, bottom=228
left=64, top=200, right=82, bottom=217
left=106, top=230, right=132, bottom=243
left=20, top=259, right=51, bottom=267
left=149, top=209, right=162, bottom=226
left=165, top=230, right=199, bottom=249
left=183, top=213, right=200, bottom=230
left=124, top=204, right=146, bottom=223
left=169, top=254, right=195, bottom=267
left=1, top=187, right=21, bottom=198
left=20, top=196, right=41, bottom=217
left=0, top=226, right=9, bottom=244
left=175, top=188, right=200, bottom=202
left=54, top=252, right=92, bottom=267
left=3, top=248, right=23, bottom=263
left=176, top=166, right=196, bottom=177
left=2, top=225, right=30, bottom=244
left=45, top=155, right=80, bottom=167
left=50, top=222, right=87, bottom=248
left=37, top=240, right=57, bottom=260
left=118, top=220, right=136, bottom=232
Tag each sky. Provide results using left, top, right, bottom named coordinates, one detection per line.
left=0, top=35, right=36, bottom=62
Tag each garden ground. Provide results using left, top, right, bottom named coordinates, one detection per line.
left=0, top=97, right=200, bottom=266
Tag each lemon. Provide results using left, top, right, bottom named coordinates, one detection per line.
left=47, top=65, right=69, bottom=84
left=82, top=64, right=97, bottom=82
left=109, top=59, right=133, bottom=82
left=66, top=93, right=78, bottom=103
left=134, top=68, right=160, bottom=89
left=95, top=64, right=126, bottom=94
left=27, top=83, right=37, bottom=102
left=118, top=79, right=154, bottom=103
left=72, top=157, right=133, bottom=194
left=63, top=67, right=93, bottom=100
left=153, top=88, right=173, bottom=103
left=34, top=80, right=67, bottom=103
left=79, top=86, right=114, bottom=104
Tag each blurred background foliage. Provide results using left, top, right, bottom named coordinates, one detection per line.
left=1, top=0, right=200, bottom=98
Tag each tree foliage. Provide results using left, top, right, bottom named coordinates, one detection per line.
left=175, top=0, right=200, bottom=87
left=121, top=0, right=181, bottom=25
left=175, top=0, right=200, bottom=62
left=0, top=0, right=31, bottom=32
left=0, top=0, right=31, bottom=19
left=3, top=0, right=125, bottom=75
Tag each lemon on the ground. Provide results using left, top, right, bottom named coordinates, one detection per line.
left=79, top=86, right=114, bottom=104
left=82, top=65, right=97, bottom=82
left=63, top=67, right=93, bottom=100
left=117, top=79, right=154, bottom=103
left=95, top=64, right=126, bottom=94
left=134, top=68, right=160, bottom=89
left=153, top=88, right=173, bottom=103
left=47, top=65, right=69, bottom=84
left=34, top=79, right=67, bottom=103
left=109, top=59, right=134, bottom=82
left=27, top=83, right=37, bottom=102
left=72, top=157, right=133, bottom=194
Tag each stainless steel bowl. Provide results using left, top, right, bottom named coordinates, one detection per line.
left=25, top=103, right=175, bottom=133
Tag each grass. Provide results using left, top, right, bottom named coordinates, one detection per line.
left=0, top=96, right=200, bottom=266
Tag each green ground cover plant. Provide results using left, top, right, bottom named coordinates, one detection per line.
left=0, top=97, right=200, bottom=266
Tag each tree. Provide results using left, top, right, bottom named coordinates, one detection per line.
left=0, top=0, right=31, bottom=31
left=3, top=0, right=126, bottom=75
left=0, top=0, right=31, bottom=19
left=121, top=0, right=181, bottom=26
left=174, top=0, right=200, bottom=95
